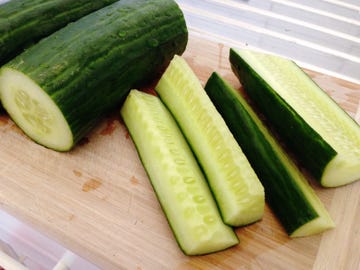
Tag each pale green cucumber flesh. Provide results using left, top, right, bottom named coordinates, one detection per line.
left=155, top=55, right=265, bottom=227
left=120, top=89, right=239, bottom=255
left=231, top=49, right=360, bottom=187
left=0, top=67, right=73, bottom=151
left=205, top=73, right=334, bottom=237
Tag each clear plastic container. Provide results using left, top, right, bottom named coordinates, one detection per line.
left=0, top=210, right=100, bottom=270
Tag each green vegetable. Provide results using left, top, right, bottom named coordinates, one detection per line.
left=230, top=48, right=360, bottom=187
left=205, top=73, right=335, bottom=237
left=120, top=89, right=239, bottom=255
left=155, top=55, right=265, bottom=227
left=0, top=0, right=119, bottom=65
left=0, top=0, right=188, bottom=151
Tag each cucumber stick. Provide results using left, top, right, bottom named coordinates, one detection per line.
left=0, top=0, right=118, bottom=65
left=205, top=73, right=334, bottom=237
left=155, top=55, right=265, bottom=227
left=0, top=0, right=188, bottom=151
left=120, top=89, right=239, bottom=255
left=230, top=48, right=360, bottom=187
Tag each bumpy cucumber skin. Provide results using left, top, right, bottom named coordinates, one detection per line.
left=0, top=0, right=119, bottom=65
left=229, top=48, right=336, bottom=183
left=205, top=73, right=326, bottom=236
left=3, top=0, right=188, bottom=149
left=121, top=90, right=239, bottom=255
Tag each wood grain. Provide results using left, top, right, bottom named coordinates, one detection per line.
left=0, top=34, right=359, bottom=270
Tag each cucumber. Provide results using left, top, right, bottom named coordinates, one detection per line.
left=0, top=0, right=118, bottom=65
left=230, top=48, right=360, bottom=187
left=205, top=73, right=335, bottom=237
left=155, top=55, right=265, bottom=227
left=0, top=0, right=188, bottom=151
left=120, top=89, right=239, bottom=255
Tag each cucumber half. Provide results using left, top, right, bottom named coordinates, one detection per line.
left=230, top=48, right=360, bottom=187
left=0, top=67, right=73, bottom=150
left=155, top=55, right=265, bottom=227
left=120, top=90, right=239, bottom=255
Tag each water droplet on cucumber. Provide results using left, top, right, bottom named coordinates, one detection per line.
left=147, top=38, right=159, bottom=47
left=118, top=31, right=126, bottom=38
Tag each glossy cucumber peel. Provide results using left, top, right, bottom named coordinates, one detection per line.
left=0, top=0, right=119, bottom=65
left=205, top=73, right=334, bottom=237
left=120, top=90, right=239, bottom=255
left=155, top=55, right=265, bottom=227
left=0, top=0, right=188, bottom=151
left=230, top=48, right=360, bottom=187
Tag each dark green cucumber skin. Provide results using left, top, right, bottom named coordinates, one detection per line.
left=205, top=72, right=319, bottom=235
left=0, top=0, right=119, bottom=65
left=5, top=0, right=188, bottom=147
left=229, top=48, right=336, bottom=182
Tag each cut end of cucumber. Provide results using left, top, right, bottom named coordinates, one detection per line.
left=290, top=214, right=335, bottom=237
left=0, top=67, right=73, bottom=151
left=222, top=193, right=265, bottom=227
left=182, top=226, right=239, bottom=255
left=322, top=156, right=360, bottom=187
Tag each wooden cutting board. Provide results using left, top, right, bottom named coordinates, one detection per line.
left=1, top=34, right=359, bottom=270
